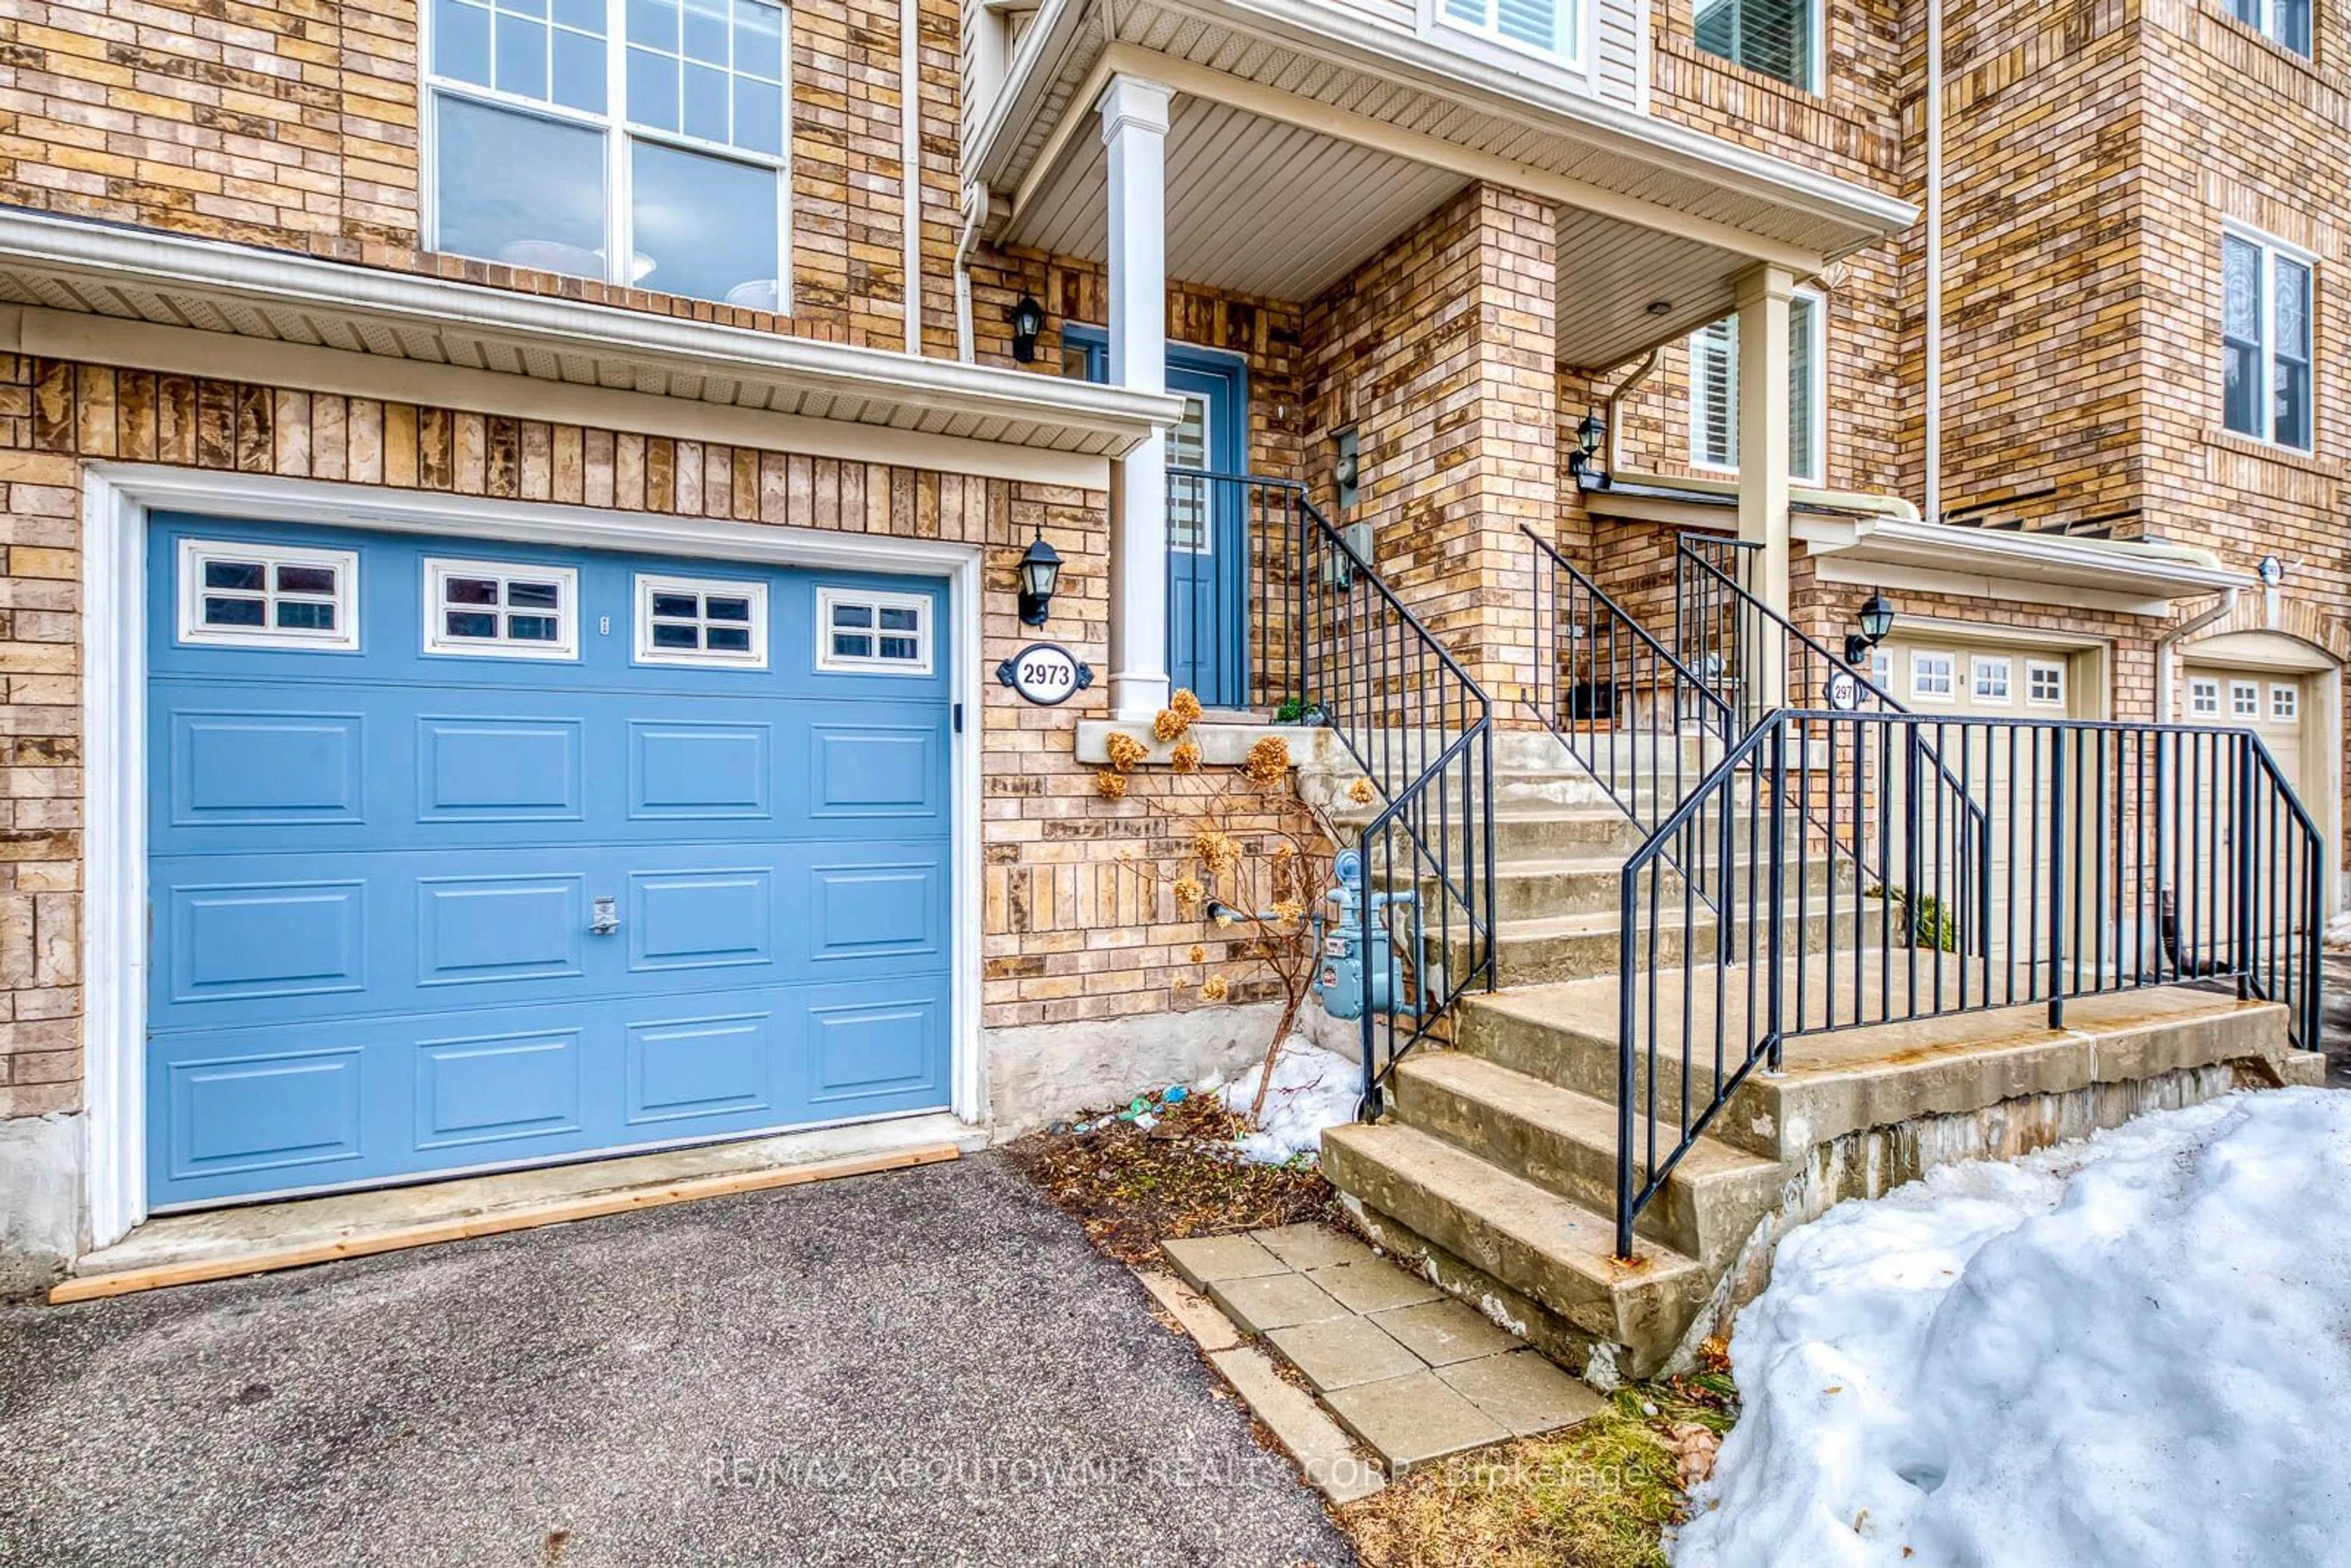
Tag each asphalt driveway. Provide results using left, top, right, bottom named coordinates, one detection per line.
left=0, top=1153, right=1354, bottom=1568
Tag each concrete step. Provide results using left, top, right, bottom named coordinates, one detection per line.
left=1458, top=973, right=2301, bottom=1161
left=1321, top=1120, right=1709, bottom=1379
left=1390, top=1052, right=1783, bottom=1272
left=1331, top=806, right=1651, bottom=863
left=1397, top=849, right=1839, bottom=923
left=1441, top=899, right=1876, bottom=988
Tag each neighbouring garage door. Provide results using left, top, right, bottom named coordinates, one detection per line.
left=2184, top=660, right=2305, bottom=787
left=146, top=515, right=953, bottom=1209
left=1870, top=636, right=2092, bottom=962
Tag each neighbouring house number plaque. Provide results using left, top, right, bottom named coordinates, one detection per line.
left=997, top=643, right=1093, bottom=706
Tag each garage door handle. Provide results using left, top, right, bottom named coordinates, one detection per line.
left=590, top=896, right=620, bottom=936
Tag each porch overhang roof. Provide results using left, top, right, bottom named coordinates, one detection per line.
left=0, top=209, right=1184, bottom=470
left=973, top=0, right=1916, bottom=364
left=1795, top=512, right=2251, bottom=616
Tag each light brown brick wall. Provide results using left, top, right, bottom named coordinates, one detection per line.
left=0, top=0, right=969, bottom=353
left=0, top=351, right=1319, bottom=1115
left=1304, top=184, right=1558, bottom=708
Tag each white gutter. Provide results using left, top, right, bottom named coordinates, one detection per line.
left=1923, top=0, right=1944, bottom=522
left=953, top=184, right=994, bottom=362
left=2156, top=590, right=2241, bottom=724
left=901, top=0, right=924, bottom=355
left=0, top=209, right=1182, bottom=454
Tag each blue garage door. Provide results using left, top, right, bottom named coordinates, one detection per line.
left=145, top=514, right=953, bottom=1209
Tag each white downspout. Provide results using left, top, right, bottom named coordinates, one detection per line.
left=1923, top=0, right=1944, bottom=522
left=1604, top=347, right=1662, bottom=476
left=953, top=184, right=991, bottom=362
left=2155, top=588, right=2239, bottom=723
left=901, top=0, right=924, bottom=356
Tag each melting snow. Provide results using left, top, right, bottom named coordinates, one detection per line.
left=1677, top=1089, right=2351, bottom=1568
left=1219, top=1039, right=1359, bottom=1166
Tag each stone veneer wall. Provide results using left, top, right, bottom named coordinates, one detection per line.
left=0, top=353, right=1320, bottom=1143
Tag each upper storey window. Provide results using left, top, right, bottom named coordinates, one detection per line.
left=2222, top=229, right=2314, bottom=452
left=1694, top=0, right=1817, bottom=90
left=427, top=0, right=788, bottom=310
left=1440, top=0, right=1578, bottom=60
left=2230, top=0, right=2312, bottom=56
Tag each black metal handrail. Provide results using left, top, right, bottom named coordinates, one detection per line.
left=1670, top=536, right=1994, bottom=955
left=1613, top=708, right=2324, bottom=1258
left=1522, top=526, right=1734, bottom=839
left=1165, top=467, right=1311, bottom=713
left=1167, top=470, right=1497, bottom=1116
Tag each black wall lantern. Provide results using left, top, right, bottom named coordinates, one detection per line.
left=1017, top=527, right=1063, bottom=626
left=1567, top=411, right=1608, bottom=490
left=1009, top=294, right=1046, bottom=362
left=1845, top=591, right=1897, bottom=666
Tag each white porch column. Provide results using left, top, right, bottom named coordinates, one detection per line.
left=1735, top=263, right=1798, bottom=707
left=1100, top=74, right=1174, bottom=720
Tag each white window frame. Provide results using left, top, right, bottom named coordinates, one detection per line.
left=419, top=0, right=793, bottom=309
left=2026, top=659, right=2066, bottom=708
left=2230, top=0, right=2312, bottom=56
left=2190, top=677, right=2221, bottom=716
left=423, top=557, right=581, bottom=659
left=1910, top=650, right=1956, bottom=702
left=634, top=571, right=770, bottom=667
left=2229, top=678, right=2260, bottom=718
left=2221, top=225, right=2316, bottom=453
left=815, top=585, right=934, bottom=675
left=176, top=538, right=361, bottom=652
left=1869, top=648, right=1892, bottom=692
left=2271, top=681, right=2301, bottom=721
left=1428, top=0, right=1585, bottom=69
left=1689, top=287, right=1826, bottom=482
left=1970, top=654, right=2012, bottom=702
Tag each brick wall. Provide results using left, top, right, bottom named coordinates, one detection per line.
left=1304, top=184, right=1558, bottom=707
left=0, top=0, right=967, bottom=353
left=0, top=351, right=1333, bottom=1116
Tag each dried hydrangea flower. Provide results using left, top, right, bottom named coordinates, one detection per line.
left=1201, top=975, right=1230, bottom=1002
left=1094, top=770, right=1128, bottom=800
left=1348, top=777, right=1376, bottom=805
left=1170, top=688, right=1204, bottom=722
left=1243, top=735, right=1291, bottom=784
left=1152, top=708, right=1189, bottom=742
left=1104, top=730, right=1149, bottom=773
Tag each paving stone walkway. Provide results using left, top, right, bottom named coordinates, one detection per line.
left=1163, top=1223, right=1605, bottom=1472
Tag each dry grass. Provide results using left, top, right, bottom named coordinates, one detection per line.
left=1340, top=1373, right=1739, bottom=1568
left=1000, top=1094, right=1339, bottom=1267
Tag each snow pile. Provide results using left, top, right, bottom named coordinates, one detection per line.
left=2325, top=909, right=2351, bottom=952
left=1677, top=1089, right=2351, bottom=1568
left=1219, top=1038, right=1359, bottom=1166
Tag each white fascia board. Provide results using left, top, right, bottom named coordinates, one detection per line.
left=972, top=0, right=1915, bottom=255
left=1797, top=514, right=2252, bottom=602
left=0, top=210, right=1183, bottom=454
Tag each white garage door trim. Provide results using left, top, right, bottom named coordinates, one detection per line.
left=82, top=463, right=988, bottom=1250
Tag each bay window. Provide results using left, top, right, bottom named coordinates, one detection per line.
left=427, top=0, right=788, bottom=310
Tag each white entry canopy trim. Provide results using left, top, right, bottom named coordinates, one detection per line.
left=1796, top=511, right=2251, bottom=611
left=0, top=210, right=1183, bottom=459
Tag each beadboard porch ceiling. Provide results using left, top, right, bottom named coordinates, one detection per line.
left=975, top=1, right=1913, bottom=367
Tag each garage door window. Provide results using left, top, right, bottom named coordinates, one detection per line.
left=636, top=573, right=768, bottom=667
left=178, top=539, right=360, bottom=651
left=2271, top=683, right=2300, bottom=721
left=424, top=558, right=580, bottom=659
left=2190, top=678, right=2220, bottom=716
left=2027, top=660, right=2064, bottom=707
left=2230, top=680, right=2260, bottom=718
left=1911, top=651, right=1955, bottom=702
left=817, top=587, right=931, bottom=675
left=1970, top=655, right=2011, bottom=701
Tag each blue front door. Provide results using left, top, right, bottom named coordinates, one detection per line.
left=1072, top=333, right=1250, bottom=706
left=144, top=515, right=953, bottom=1208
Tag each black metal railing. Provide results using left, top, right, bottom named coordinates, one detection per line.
left=1164, top=468, right=1310, bottom=713
left=1523, top=526, right=1734, bottom=841
left=1670, top=534, right=1993, bottom=953
left=1613, top=708, right=2324, bottom=1257
left=1165, top=469, right=1497, bottom=1116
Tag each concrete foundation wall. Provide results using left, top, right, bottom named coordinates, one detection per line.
left=0, top=1112, right=80, bottom=1297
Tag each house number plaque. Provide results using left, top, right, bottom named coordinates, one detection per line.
left=997, top=642, right=1094, bottom=707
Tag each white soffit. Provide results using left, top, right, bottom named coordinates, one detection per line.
left=0, top=211, right=1181, bottom=460
left=1799, top=515, right=2251, bottom=609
